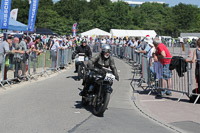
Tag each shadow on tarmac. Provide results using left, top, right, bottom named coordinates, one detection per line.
left=66, top=76, right=80, bottom=81
left=74, top=101, right=104, bottom=117
left=135, top=89, right=190, bottom=103
left=74, top=101, right=101, bottom=116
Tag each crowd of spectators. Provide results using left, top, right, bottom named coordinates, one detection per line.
left=0, top=33, right=83, bottom=82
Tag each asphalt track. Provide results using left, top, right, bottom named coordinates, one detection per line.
left=0, top=57, right=176, bottom=133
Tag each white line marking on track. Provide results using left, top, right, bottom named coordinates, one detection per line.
left=74, top=112, right=81, bottom=114
left=140, top=99, right=165, bottom=102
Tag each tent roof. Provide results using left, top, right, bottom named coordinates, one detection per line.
left=81, top=28, right=111, bottom=37
left=36, top=28, right=54, bottom=35
left=0, top=9, right=28, bottom=31
left=7, top=18, right=28, bottom=31
left=180, top=33, right=200, bottom=38
left=110, top=29, right=157, bottom=38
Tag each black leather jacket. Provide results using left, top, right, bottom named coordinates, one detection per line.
left=169, top=56, right=188, bottom=77
left=72, top=45, right=92, bottom=59
left=88, top=53, right=119, bottom=80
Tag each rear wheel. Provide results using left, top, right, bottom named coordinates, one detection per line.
left=93, top=92, right=110, bottom=116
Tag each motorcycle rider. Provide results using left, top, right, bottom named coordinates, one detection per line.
left=80, top=44, right=119, bottom=96
left=72, top=39, right=92, bottom=73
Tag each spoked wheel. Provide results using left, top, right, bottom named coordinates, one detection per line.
left=93, top=92, right=110, bottom=116
left=78, top=65, right=84, bottom=80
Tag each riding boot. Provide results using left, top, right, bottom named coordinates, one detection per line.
left=79, top=86, right=87, bottom=96
left=74, top=64, right=78, bottom=73
left=79, top=82, right=89, bottom=96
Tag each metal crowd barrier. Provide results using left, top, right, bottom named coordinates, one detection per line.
left=141, top=55, right=150, bottom=88
left=111, top=46, right=143, bottom=90
left=1, top=53, right=13, bottom=87
left=135, top=56, right=193, bottom=103
left=0, top=48, right=73, bottom=88
left=111, top=45, right=198, bottom=104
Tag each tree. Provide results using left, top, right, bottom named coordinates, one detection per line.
left=172, top=3, right=199, bottom=35
left=6, top=0, right=200, bottom=36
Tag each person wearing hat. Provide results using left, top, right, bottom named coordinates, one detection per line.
left=136, top=36, right=153, bottom=57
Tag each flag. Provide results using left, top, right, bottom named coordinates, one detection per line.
left=72, top=23, right=77, bottom=37
left=0, top=0, right=12, bottom=29
left=10, top=8, right=18, bottom=21
left=28, top=0, right=39, bottom=31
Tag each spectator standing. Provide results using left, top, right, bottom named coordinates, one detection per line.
left=0, top=36, right=13, bottom=79
left=186, top=39, right=200, bottom=91
left=46, top=36, right=54, bottom=50
left=19, top=37, right=30, bottom=77
left=153, top=37, right=172, bottom=96
left=101, top=38, right=106, bottom=44
left=115, top=37, right=119, bottom=45
left=50, top=39, right=63, bottom=70
left=106, top=37, right=111, bottom=45
left=68, top=38, right=73, bottom=49
left=13, top=37, right=24, bottom=78
left=136, top=37, right=152, bottom=58
left=8, top=37, right=16, bottom=70
left=29, top=36, right=42, bottom=74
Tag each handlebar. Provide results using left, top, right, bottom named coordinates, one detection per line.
left=88, top=67, right=112, bottom=75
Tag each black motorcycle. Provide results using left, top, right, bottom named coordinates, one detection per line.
left=76, top=53, right=88, bottom=80
left=82, top=67, right=115, bottom=116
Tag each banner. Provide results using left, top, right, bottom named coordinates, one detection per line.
left=10, top=8, right=18, bottom=21
left=72, top=22, right=77, bottom=37
left=0, top=0, right=12, bottom=29
left=28, top=0, right=39, bottom=31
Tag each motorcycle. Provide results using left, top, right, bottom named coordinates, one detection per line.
left=76, top=53, right=88, bottom=80
left=82, top=67, right=115, bottom=116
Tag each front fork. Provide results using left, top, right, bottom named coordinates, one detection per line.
left=98, top=83, right=113, bottom=97
left=97, top=83, right=112, bottom=103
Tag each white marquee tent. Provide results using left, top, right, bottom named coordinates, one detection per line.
left=110, top=29, right=157, bottom=38
left=80, top=28, right=111, bottom=37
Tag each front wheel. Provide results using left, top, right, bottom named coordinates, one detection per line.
left=78, top=64, right=84, bottom=80
left=93, top=92, right=110, bottom=116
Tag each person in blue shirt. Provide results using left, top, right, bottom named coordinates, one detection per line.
left=136, top=37, right=152, bottom=55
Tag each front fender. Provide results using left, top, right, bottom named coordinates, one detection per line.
left=104, top=85, right=113, bottom=93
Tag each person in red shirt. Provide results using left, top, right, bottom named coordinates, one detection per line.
left=153, top=37, right=172, bottom=96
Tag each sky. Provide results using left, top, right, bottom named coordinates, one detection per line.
left=53, top=0, right=200, bottom=7
left=125, top=0, right=200, bottom=7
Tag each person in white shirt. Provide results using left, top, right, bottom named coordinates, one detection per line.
left=101, top=38, right=106, bottom=44
left=50, top=39, right=64, bottom=70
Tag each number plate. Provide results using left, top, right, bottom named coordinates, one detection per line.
left=104, top=73, right=115, bottom=81
left=78, top=56, right=84, bottom=61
